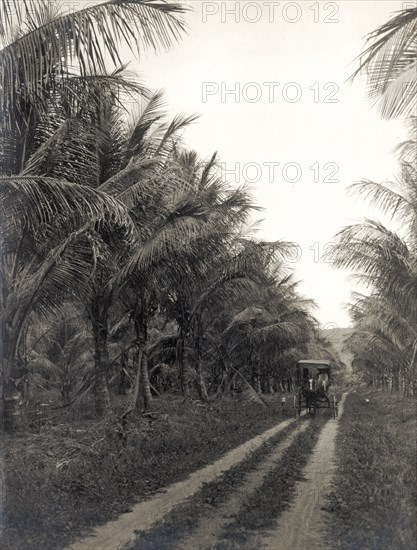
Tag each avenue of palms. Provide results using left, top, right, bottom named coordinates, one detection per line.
left=1, top=3, right=416, bottom=550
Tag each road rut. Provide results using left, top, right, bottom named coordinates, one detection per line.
left=255, top=392, right=346, bottom=550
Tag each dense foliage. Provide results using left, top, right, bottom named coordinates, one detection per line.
left=0, top=0, right=338, bottom=432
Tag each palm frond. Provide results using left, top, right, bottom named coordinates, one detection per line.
left=351, top=7, right=417, bottom=119
left=349, top=179, right=413, bottom=221
left=0, top=176, right=136, bottom=248
left=0, top=0, right=188, bottom=125
left=230, top=367, right=265, bottom=406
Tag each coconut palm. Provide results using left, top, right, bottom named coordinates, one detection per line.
left=345, top=292, right=416, bottom=391
left=0, top=176, right=135, bottom=430
left=14, top=73, right=197, bottom=415
left=26, top=310, right=93, bottom=404
left=332, top=216, right=417, bottom=394
left=82, top=95, right=202, bottom=413
left=224, top=285, right=315, bottom=395
left=153, top=150, right=261, bottom=395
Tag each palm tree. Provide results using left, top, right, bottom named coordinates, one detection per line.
left=332, top=216, right=417, bottom=394
left=224, top=284, right=315, bottom=395
left=0, top=176, right=135, bottom=430
left=26, top=310, right=93, bottom=404
left=2, top=1, right=189, bottom=412
left=154, top=150, right=259, bottom=395
left=345, top=293, right=416, bottom=391
left=87, top=94, right=201, bottom=413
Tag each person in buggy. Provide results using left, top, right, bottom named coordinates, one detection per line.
left=317, top=370, right=329, bottom=392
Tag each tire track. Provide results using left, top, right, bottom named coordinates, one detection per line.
left=254, top=392, right=347, bottom=550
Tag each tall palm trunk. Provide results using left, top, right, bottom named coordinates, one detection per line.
left=194, top=315, right=208, bottom=401
left=1, top=321, right=24, bottom=431
left=405, top=342, right=417, bottom=396
left=132, top=347, right=143, bottom=410
left=250, top=348, right=261, bottom=394
left=176, top=331, right=190, bottom=395
left=90, top=297, right=111, bottom=416
left=2, top=361, right=24, bottom=432
left=174, top=296, right=191, bottom=395
left=196, top=362, right=209, bottom=401
left=133, top=307, right=152, bottom=411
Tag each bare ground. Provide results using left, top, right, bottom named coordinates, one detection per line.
left=67, top=415, right=298, bottom=550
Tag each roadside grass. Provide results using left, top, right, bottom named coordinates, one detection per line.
left=2, top=394, right=293, bottom=550
left=221, top=410, right=331, bottom=546
left=129, top=419, right=298, bottom=549
left=328, top=391, right=416, bottom=550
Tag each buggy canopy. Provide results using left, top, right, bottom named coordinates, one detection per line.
left=296, top=360, right=331, bottom=382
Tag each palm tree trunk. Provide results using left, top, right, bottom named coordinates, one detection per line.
left=117, top=351, right=128, bottom=396
left=176, top=334, right=189, bottom=395
left=194, top=315, right=208, bottom=401
left=393, top=371, right=399, bottom=391
left=1, top=325, right=24, bottom=432
left=2, top=367, right=24, bottom=432
left=132, top=347, right=142, bottom=410
left=132, top=345, right=152, bottom=411
left=405, top=343, right=417, bottom=396
left=174, top=298, right=191, bottom=396
left=400, top=371, right=405, bottom=394
left=140, top=350, right=152, bottom=410
left=251, top=354, right=261, bottom=394
left=196, top=362, right=209, bottom=401
left=133, top=308, right=152, bottom=411
left=91, top=298, right=111, bottom=416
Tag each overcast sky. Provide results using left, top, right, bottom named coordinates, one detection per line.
left=125, top=0, right=409, bottom=328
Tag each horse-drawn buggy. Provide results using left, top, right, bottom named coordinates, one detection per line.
left=293, top=359, right=338, bottom=418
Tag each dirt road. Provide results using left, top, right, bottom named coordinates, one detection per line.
left=67, top=415, right=298, bottom=550
left=68, top=395, right=345, bottom=550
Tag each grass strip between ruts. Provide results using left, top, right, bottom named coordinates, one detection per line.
left=220, top=412, right=329, bottom=548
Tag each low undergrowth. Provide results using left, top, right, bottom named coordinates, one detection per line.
left=328, top=391, right=416, bottom=550
left=130, top=419, right=298, bottom=549
left=2, top=394, right=293, bottom=550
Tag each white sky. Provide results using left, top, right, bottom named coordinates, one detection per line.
left=125, top=0, right=410, bottom=327
left=129, top=0, right=406, bottom=328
